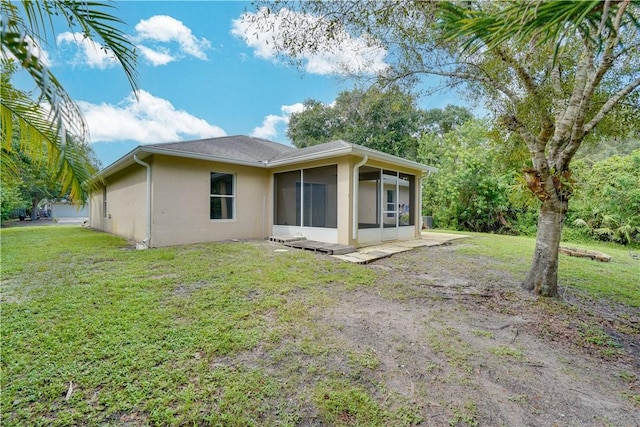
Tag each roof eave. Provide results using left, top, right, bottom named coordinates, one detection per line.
left=267, top=144, right=437, bottom=173
left=351, top=145, right=438, bottom=173
left=95, top=146, right=270, bottom=180
left=266, top=146, right=354, bottom=167
left=140, top=146, right=270, bottom=168
left=93, top=141, right=437, bottom=183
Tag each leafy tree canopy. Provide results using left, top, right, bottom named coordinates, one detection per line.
left=420, top=119, right=510, bottom=233
left=570, top=150, right=640, bottom=245
left=287, top=84, right=473, bottom=161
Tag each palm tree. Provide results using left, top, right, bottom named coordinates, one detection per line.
left=1, top=0, right=138, bottom=203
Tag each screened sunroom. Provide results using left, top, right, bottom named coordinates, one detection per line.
left=272, top=164, right=339, bottom=243
left=269, top=153, right=430, bottom=247
left=356, top=166, right=417, bottom=245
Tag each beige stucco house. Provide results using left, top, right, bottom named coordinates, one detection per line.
left=89, top=135, right=436, bottom=248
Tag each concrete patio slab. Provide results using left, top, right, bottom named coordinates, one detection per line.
left=331, top=232, right=469, bottom=264
left=420, top=232, right=469, bottom=245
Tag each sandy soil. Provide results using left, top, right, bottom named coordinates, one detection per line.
left=315, top=241, right=640, bottom=426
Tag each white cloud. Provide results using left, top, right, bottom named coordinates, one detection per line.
left=57, top=32, right=118, bottom=69
left=78, top=90, right=226, bottom=143
left=135, top=15, right=211, bottom=61
left=137, top=45, right=175, bottom=66
left=55, top=15, right=209, bottom=68
left=281, top=103, right=305, bottom=116
left=251, top=102, right=304, bottom=139
left=231, top=8, right=388, bottom=76
left=251, top=114, right=286, bottom=140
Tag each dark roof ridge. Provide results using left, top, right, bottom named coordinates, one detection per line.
left=146, top=134, right=293, bottom=150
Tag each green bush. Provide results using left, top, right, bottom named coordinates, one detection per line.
left=421, top=120, right=510, bottom=232
left=0, top=184, right=25, bottom=221
left=420, top=119, right=639, bottom=247
left=567, top=150, right=640, bottom=245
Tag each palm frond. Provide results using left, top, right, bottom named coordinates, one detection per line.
left=438, top=0, right=639, bottom=54
left=56, top=1, right=138, bottom=93
left=1, top=0, right=136, bottom=202
left=572, top=218, right=589, bottom=228
left=1, top=87, right=97, bottom=203
left=2, top=3, right=88, bottom=144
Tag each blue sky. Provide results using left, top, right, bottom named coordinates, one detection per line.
left=19, top=1, right=467, bottom=167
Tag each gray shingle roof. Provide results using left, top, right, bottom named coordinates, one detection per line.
left=146, top=135, right=296, bottom=163
left=270, top=140, right=353, bottom=162
left=98, top=135, right=435, bottom=180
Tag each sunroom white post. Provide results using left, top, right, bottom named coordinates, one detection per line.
left=351, top=156, right=368, bottom=241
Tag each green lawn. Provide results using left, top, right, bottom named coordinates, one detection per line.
left=1, top=226, right=638, bottom=425
left=1, top=227, right=379, bottom=425
left=451, top=231, right=640, bottom=307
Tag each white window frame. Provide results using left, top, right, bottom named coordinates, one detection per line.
left=210, top=172, right=236, bottom=222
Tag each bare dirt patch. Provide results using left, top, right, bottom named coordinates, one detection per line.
left=307, top=241, right=640, bottom=426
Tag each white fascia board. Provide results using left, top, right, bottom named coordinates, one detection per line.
left=91, top=146, right=144, bottom=182
left=96, top=146, right=268, bottom=180
left=351, top=146, right=438, bottom=173
left=267, top=144, right=437, bottom=173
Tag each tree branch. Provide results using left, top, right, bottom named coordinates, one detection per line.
left=583, top=75, right=640, bottom=135
left=549, top=48, right=592, bottom=162
left=557, top=0, right=638, bottom=168
left=496, top=48, right=539, bottom=96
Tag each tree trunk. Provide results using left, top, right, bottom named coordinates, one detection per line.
left=522, top=197, right=567, bottom=297
left=30, top=198, right=39, bottom=221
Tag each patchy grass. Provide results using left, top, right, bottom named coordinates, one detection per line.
left=425, top=324, right=476, bottom=376
left=312, top=380, right=386, bottom=426
left=617, top=371, right=640, bottom=407
left=471, top=329, right=494, bottom=339
left=448, top=401, right=479, bottom=427
left=454, top=232, right=640, bottom=307
left=488, top=345, right=525, bottom=361
left=1, top=227, right=382, bottom=426
left=2, top=226, right=638, bottom=425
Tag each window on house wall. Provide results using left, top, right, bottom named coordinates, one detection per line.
left=103, top=187, right=108, bottom=218
left=210, top=173, right=235, bottom=220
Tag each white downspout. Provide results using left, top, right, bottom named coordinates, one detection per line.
left=352, top=155, right=368, bottom=241
left=133, top=154, right=151, bottom=249
left=262, top=194, right=266, bottom=239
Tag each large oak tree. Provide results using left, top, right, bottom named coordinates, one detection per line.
left=244, top=0, right=640, bottom=296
